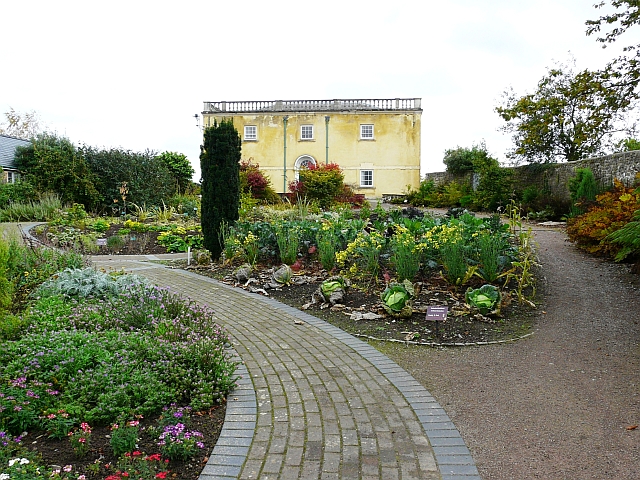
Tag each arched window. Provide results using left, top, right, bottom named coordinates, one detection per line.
left=294, top=155, right=317, bottom=181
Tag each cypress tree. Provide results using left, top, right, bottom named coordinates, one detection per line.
left=200, top=120, right=241, bottom=260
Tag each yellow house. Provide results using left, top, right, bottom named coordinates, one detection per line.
left=201, top=98, right=422, bottom=199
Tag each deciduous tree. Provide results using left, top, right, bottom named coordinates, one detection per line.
left=0, top=108, right=43, bottom=139
left=496, top=61, right=637, bottom=163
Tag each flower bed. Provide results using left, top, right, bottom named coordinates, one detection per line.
left=1, top=255, right=236, bottom=479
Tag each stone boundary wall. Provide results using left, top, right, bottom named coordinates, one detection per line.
left=423, top=151, right=640, bottom=201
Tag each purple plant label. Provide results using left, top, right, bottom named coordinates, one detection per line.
left=426, top=306, right=448, bottom=321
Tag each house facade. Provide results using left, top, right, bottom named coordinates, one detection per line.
left=200, top=98, right=422, bottom=198
left=0, top=134, right=30, bottom=183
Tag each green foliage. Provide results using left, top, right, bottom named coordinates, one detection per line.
left=390, top=227, right=421, bottom=281
left=567, top=179, right=640, bottom=257
left=290, top=163, right=345, bottom=209
left=274, top=222, right=300, bottom=265
left=407, top=180, right=471, bottom=208
left=496, top=60, right=637, bottom=163
left=472, top=165, right=513, bottom=211
left=0, top=240, right=13, bottom=311
left=36, top=267, right=148, bottom=299
left=618, top=138, right=640, bottom=151
left=608, top=207, right=640, bottom=261
left=474, top=232, right=509, bottom=282
left=316, top=223, right=338, bottom=271
left=200, top=120, right=241, bottom=260
left=465, top=284, right=501, bottom=314
left=380, top=280, right=415, bottom=317
left=110, top=417, right=140, bottom=457
left=155, top=151, right=195, bottom=194
left=0, top=181, right=38, bottom=209
left=568, top=168, right=599, bottom=216
left=0, top=193, right=62, bottom=222
left=443, top=141, right=498, bottom=174
left=82, top=145, right=175, bottom=213
left=14, top=133, right=100, bottom=209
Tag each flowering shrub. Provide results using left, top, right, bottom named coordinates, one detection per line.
left=157, top=423, right=205, bottom=461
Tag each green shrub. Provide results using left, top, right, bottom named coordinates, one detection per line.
left=568, top=167, right=599, bottom=216
left=291, top=163, right=345, bottom=209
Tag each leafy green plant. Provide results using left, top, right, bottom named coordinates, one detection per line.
left=568, top=167, right=599, bottom=216
left=38, top=409, right=76, bottom=440
left=106, top=235, right=126, bottom=252
left=320, top=277, right=347, bottom=297
left=316, top=223, right=338, bottom=271
left=390, top=227, right=421, bottom=281
left=274, top=222, right=300, bottom=265
left=475, top=232, right=509, bottom=282
left=607, top=207, right=640, bottom=261
left=380, top=280, right=414, bottom=317
left=110, top=417, right=141, bottom=457
left=440, top=240, right=469, bottom=285
left=465, top=284, right=501, bottom=314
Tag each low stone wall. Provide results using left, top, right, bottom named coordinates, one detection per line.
left=423, top=151, right=640, bottom=202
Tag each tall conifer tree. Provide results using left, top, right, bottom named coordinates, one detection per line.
left=200, top=120, right=241, bottom=260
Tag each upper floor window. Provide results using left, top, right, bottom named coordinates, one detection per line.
left=360, top=124, right=374, bottom=140
left=301, top=125, right=314, bottom=140
left=244, top=125, right=257, bottom=141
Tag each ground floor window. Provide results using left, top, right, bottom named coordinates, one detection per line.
left=360, top=169, right=373, bottom=187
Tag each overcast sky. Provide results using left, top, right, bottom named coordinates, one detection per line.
left=1, top=1, right=632, bottom=181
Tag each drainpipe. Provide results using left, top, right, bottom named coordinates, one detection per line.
left=283, top=115, right=289, bottom=193
left=325, top=115, right=330, bottom=165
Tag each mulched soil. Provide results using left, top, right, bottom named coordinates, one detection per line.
left=23, top=407, right=226, bottom=479
left=181, top=258, right=538, bottom=346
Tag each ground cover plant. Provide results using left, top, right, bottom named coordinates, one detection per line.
left=0, top=236, right=237, bottom=479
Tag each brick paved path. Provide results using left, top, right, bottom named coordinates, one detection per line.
left=91, top=255, right=479, bottom=480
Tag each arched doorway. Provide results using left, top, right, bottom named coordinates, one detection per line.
left=294, top=155, right=317, bottom=181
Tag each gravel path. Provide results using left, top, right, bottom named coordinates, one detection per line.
left=380, top=227, right=640, bottom=479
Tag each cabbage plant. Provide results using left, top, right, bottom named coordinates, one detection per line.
left=465, top=284, right=501, bottom=314
left=380, top=280, right=415, bottom=318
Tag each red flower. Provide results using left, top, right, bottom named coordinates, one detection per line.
left=155, top=473, right=168, bottom=479
left=146, top=453, right=162, bottom=462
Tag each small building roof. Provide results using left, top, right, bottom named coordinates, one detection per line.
left=0, top=134, right=30, bottom=170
